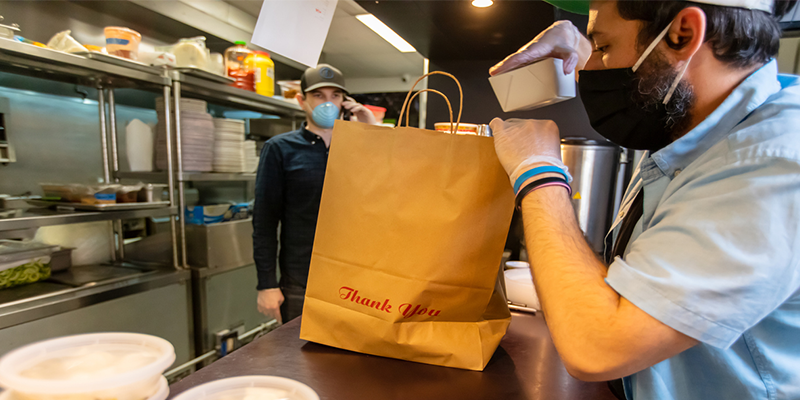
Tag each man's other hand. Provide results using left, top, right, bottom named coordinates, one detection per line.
left=489, top=20, right=591, bottom=76
left=257, top=288, right=284, bottom=324
left=343, top=98, right=379, bottom=125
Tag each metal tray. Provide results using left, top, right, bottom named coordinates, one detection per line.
left=72, top=51, right=162, bottom=75
left=174, top=67, right=234, bottom=84
left=27, top=200, right=170, bottom=211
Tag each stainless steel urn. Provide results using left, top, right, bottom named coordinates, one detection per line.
left=560, top=138, right=620, bottom=253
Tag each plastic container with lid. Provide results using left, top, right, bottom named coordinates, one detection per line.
left=245, top=51, right=275, bottom=97
left=0, top=332, right=175, bottom=400
left=434, top=122, right=482, bottom=135
left=171, top=375, right=319, bottom=400
left=104, top=27, right=142, bottom=61
left=224, top=41, right=255, bottom=92
left=173, top=37, right=209, bottom=69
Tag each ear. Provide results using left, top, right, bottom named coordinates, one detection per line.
left=667, top=7, right=706, bottom=62
left=296, top=92, right=306, bottom=108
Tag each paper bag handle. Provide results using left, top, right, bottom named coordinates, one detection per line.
left=398, top=71, right=463, bottom=134
left=405, top=89, right=452, bottom=129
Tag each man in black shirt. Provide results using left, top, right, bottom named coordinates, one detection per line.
left=253, top=64, right=377, bottom=323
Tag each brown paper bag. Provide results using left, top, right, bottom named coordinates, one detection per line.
left=299, top=72, right=514, bottom=371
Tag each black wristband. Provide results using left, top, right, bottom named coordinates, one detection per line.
left=515, top=176, right=569, bottom=211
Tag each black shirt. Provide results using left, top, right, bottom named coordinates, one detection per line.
left=253, top=124, right=328, bottom=290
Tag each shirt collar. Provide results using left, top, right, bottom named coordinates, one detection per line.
left=650, top=60, right=782, bottom=176
left=299, top=122, right=317, bottom=143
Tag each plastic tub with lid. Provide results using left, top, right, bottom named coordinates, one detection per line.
left=0, top=332, right=175, bottom=400
left=104, top=27, right=142, bottom=60
left=171, top=375, right=320, bottom=400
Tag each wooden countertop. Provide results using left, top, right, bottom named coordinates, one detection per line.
left=168, top=312, right=618, bottom=400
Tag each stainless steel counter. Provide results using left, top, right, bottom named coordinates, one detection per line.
left=0, top=263, right=190, bottom=330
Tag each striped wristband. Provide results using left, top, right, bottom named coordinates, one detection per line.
left=513, top=166, right=570, bottom=194
left=515, top=176, right=572, bottom=211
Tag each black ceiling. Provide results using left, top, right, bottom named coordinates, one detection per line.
left=356, top=0, right=587, bottom=61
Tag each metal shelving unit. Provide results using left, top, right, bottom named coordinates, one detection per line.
left=170, top=71, right=304, bottom=118
left=0, top=206, right=177, bottom=231
left=0, top=38, right=180, bottom=269
left=117, top=171, right=256, bottom=183
left=0, top=39, right=294, bottom=369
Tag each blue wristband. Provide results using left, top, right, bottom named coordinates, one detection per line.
left=513, top=166, right=569, bottom=194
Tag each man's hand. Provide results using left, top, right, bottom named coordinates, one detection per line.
left=257, top=288, right=284, bottom=324
left=489, top=20, right=592, bottom=76
left=342, top=98, right=378, bottom=125
left=489, top=118, right=564, bottom=185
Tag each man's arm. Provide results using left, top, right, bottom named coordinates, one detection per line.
left=489, top=118, right=697, bottom=381
left=253, top=140, right=285, bottom=321
left=520, top=185, right=698, bottom=381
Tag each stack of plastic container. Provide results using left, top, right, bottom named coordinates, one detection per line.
left=155, top=97, right=214, bottom=172
left=244, top=140, right=259, bottom=173
left=212, top=118, right=246, bottom=173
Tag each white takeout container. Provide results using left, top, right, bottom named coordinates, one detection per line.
left=0, top=332, right=175, bottom=400
left=171, top=375, right=320, bottom=400
left=504, top=268, right=541, bottom=310
left=489, top=58, right=576, bottom=112
left=505, top=261, right=530, bottom=270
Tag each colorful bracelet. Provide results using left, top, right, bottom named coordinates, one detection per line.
left=515, top=176, right=572, bottom=211
left=513, top=166, right=570, bottom=194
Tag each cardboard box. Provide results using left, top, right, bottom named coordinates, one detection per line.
left=489, top=58, right=576, bottom=112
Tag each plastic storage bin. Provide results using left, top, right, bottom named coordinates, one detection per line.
left=0, top=332, right=175, bottom=400
left=171, top=375, right=319, bottom=400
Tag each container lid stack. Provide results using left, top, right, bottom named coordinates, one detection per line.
left=154, top=97, right=214, bottom=172
left=212, top=118, right=246, bottom=173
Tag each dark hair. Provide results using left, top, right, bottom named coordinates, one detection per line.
left=616, top=0, right=798, bottom=68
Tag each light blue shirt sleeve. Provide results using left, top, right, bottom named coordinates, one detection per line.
left=606, top=150, right=800, bottom=349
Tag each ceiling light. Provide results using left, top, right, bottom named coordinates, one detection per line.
left=472, top=0, right=493, bottom=7
left=356, top=14, right=416, bottom=53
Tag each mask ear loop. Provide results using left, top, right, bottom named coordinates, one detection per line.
left=663, top=56, right=692, bottom=105
left=632, top=23, right=672, bottom=73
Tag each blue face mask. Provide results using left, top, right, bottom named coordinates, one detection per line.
left=311, top=102, right=339, bottom=129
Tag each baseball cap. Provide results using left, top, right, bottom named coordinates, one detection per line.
left=545, top=0, right=773, bottom=15
left=300, top=64, right=348, bottom=93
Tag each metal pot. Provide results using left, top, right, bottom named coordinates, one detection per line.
left=561, top=137, right=620, bottom=253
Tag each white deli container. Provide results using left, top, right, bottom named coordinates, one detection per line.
left=0, top=332, right=175, bottom=400
left=489, top=58, right=576, bottom=112
left=172, top=375, right=320, bottom=400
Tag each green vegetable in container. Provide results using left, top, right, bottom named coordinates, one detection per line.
left=0, top=260, right=51, bottom=289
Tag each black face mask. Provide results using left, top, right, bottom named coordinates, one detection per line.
left=577, top=23, right=692, bottom=153
left=578, top=68, right=674, bottom=152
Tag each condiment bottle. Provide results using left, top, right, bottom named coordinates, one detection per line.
left=245, top=51, right=275, bottom=97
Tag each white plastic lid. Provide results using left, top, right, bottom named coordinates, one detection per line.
left=171, top=376, right=320, bottom=400
left=0, top=376, right=167, bottom=400
left=0, top=333, right=175, bottom=394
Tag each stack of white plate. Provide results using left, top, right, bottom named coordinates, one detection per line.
left=212, top=118, right=246, bottom=173
left=244, top=140, right=258, bottom=173
left=154, top=97, right=214, bottom=172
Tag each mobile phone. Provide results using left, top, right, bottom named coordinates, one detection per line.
left=341, top=96, right=353, bottom=121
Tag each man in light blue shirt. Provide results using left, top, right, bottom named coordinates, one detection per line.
left=488, top=0, right=800, bottom=399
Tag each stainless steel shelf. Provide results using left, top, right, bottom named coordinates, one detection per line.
left=171, top=71, right=304, bottom=117
left=0, top=38, right=170, bottom=87
left=117, top=171, right=256, bottom=182
left=0, top=206, right=177, bottom=231
left=0, top=263, right=190, bottom=330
